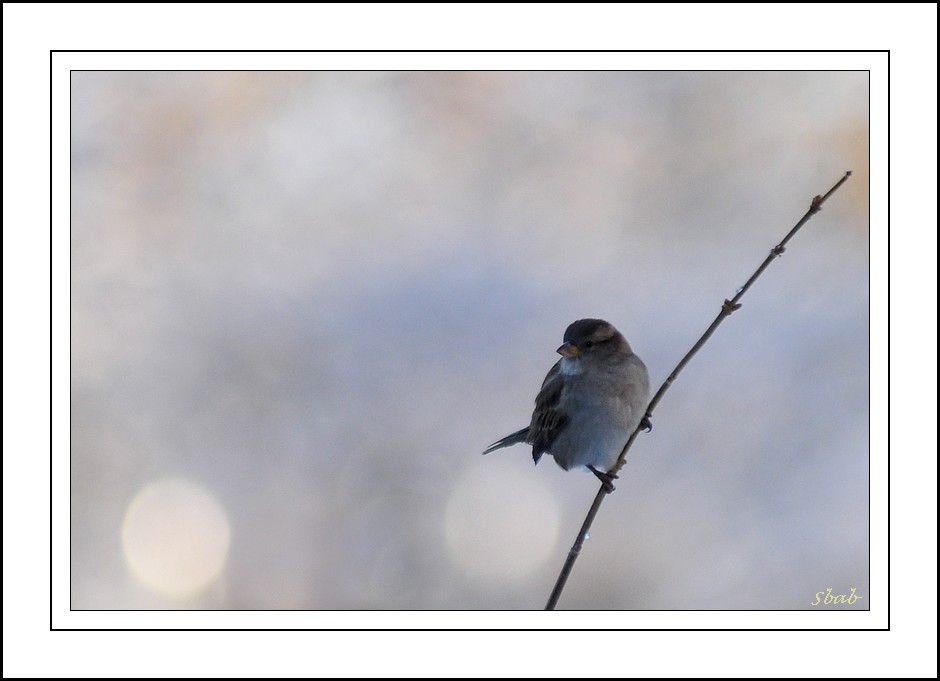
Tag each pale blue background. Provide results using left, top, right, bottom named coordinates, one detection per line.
left=70, top=71, right=869, bottom=609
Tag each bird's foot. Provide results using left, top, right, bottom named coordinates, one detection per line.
left=640, top=414, right=653, bottom=432
left=588, top=465, right=618, bottom=494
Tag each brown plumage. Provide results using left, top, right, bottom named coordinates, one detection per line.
left=483, top=319, right=650, bottom=491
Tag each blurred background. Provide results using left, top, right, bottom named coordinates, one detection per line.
left=70, top=71, right=869, bottom=610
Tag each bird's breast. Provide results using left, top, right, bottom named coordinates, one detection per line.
left=559, top=357, right=582, bottom=376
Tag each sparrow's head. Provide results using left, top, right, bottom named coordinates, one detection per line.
left=556, top=318, right=632, bottom=360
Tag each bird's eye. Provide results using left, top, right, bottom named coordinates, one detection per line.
left=584, top=341, right=594, bottom=348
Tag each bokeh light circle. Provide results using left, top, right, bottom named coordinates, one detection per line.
left=445, top=459, right=559, bottom=586
left=121, top=478, right=231, bottom=598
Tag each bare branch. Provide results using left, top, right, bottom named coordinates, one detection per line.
left=544, top=171, right=853, bottom=610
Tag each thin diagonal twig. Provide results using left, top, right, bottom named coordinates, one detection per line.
left=545, top=171, right=853, bottom=610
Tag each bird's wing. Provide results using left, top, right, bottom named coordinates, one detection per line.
left=527, top=361, right=568, bottom=465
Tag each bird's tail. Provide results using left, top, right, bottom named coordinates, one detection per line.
left=482, top=428, right=529, bottom=455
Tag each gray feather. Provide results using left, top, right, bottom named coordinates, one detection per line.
left=482, top=427, right=529, bottom=455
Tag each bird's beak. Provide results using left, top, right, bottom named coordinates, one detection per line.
left=557, top=342, right=580, bottom=358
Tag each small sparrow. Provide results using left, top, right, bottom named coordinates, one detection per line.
left=483, top=319, right=651, bottom=492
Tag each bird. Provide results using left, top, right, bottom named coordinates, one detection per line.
left=483, top=318, right=651, bottom=493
